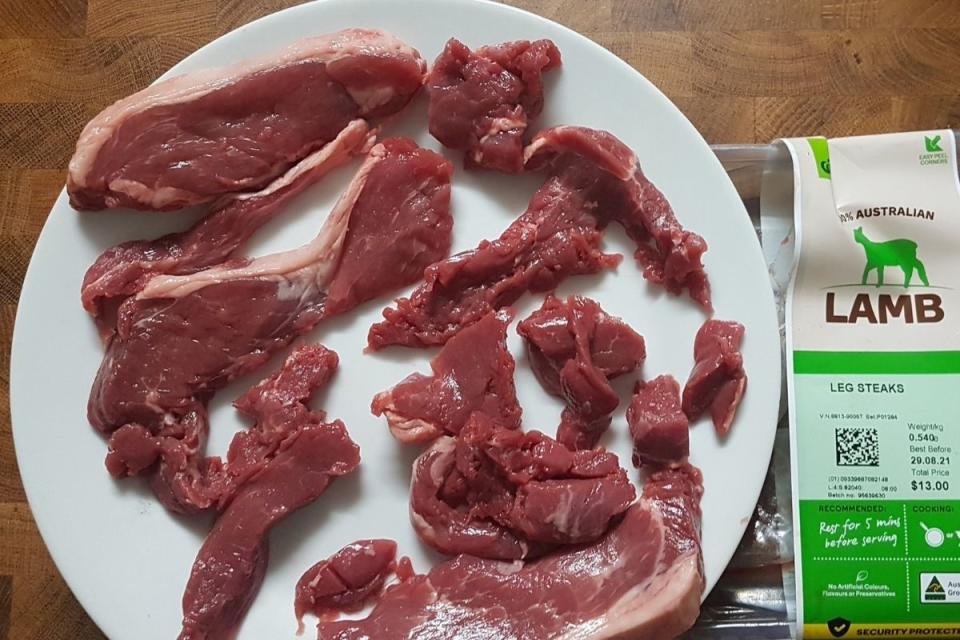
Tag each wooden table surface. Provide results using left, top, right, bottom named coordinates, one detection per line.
left=2, top=0, right=960, bottom=637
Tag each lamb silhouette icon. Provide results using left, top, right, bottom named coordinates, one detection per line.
left=853, top=226, right=929, bottom=287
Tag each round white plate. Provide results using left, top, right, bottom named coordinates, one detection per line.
left=10, top=1, right=781, bottom=638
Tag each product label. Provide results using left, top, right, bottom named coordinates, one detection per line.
left=784, top=131, right=960, bottom=638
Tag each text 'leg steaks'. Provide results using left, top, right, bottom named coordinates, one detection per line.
left=427, top=38, right=561, bottom=172
left=68, top=29, right=425, bottom=211
left=371, top=310, right=522, bottom=443
left=410, top=412, right=635, bottom=560
left=518, top=295, right=646, bottom=450
left=81, top=120, right=374, bottom=331
left=525, top=126, right=712, bottom=310
left=318, top=464, right=704, bottom=640
left=682, top=319, right=747, bottom=435
left=179, top=345, right=361, bottom=640
left=294, top=539, right=398, bottom=629
left=90, top=139, right=452, bottom=513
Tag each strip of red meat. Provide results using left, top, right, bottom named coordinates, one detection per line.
left=682, top=319, right=747, bottom=435
left=410, top=413, right=635, bottom=560
left=525, top=126, right=712, bottom=310
left=81, top=120, right=374, bottom=336
left=427, top=38, right=561, bottom=173
left=518, top=295, right=646, bottom=450
left=318, top=464, right=703, bottom=640
left=68, top=29, right=425, bottom=211
left=628, top=374, right=689, bottom=467
left=294, top=539, right=397, bottom=630
left=367, top=160, right=622, bottom=350
left=90, top=139, right=452, bottom=513
left=371, top=310, right=521, bottom=444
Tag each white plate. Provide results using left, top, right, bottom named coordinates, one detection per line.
left=10, top=1, right=781, bottom=638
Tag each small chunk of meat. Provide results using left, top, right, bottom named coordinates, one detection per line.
left=295, top=540, right=397, bottom=628
left=368, top=161, right=622, bottom=350
left=80, top=120, right=373, bottom=335
left=525, top=126, right=711, bottom=310
left=682, top=319, right=747, bottom=435
left=518, top=295, right=646, bottom=450
left=427, top=38, right=561, bottom=172
left=371, top=310, right=521, bottom=443
left=68, top=29, right=425, bottom=211
left=318, top=464, right=704, bottom=640
left=410, top=413, right=635, bottom=560
left=627, top=375, right=689, bottom=467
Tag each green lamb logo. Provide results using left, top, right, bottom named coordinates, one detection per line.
left=924, top=135, right=943, bottom=153
left=854, top=227, right=929, bottom=287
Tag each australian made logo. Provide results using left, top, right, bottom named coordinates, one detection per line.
left=825, top=227, right=944, bottom=325
left=924, top=575, right=947, bottom=601
left=920, top=134, right=949, bottom=166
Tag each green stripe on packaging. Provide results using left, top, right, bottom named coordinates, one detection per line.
left=794, top=350, right=960, bottom=374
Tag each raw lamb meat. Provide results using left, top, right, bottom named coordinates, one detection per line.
left=518, top=295, right=646, bottom=450
left=90, top=138, right=452, bottom=513
left=81, top=119, right=374, bottom=334
left=367, top=154, right=623, bottom=350
left=318, top=464, right=704, bottom=640
left=627, top=375, right=689, bottom=467
left=682, top=319, right=747, bottom=435
left=427, top=38, right=561, bottom=172
left=410, top=413, right=635, bottom=560
left=371, top=310, right=521, bottom=444
left=369, top=124, right=711, bottom=350
left=294, top=539, right=397, bottom=627
left=178, top=377, right=360, bottom=640
left=525, top=126, right=712, bottom=310
left=68, top=29, right=425, bottom=211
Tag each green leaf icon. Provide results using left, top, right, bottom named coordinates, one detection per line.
left=925, top=135, right=943, bottom=153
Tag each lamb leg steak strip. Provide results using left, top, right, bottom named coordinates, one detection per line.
left=178, top=345, right=360, bottom=640
left=518, top=295, right=646, bottom=450
left=91, top=139, right=452, bottom=513
left=81, top=120, right=374, bottom=334
left=318, top=464, right=704, bottom=640
left=371, top=309, right=522, bottom=444
left=682, top=319, right=747, bottom=435
left=410, top=412, right=635, bottom=560
left=68, top=28, right=425, bottom=211
left=367, top=152, right=623, bottom=350
left=525, top=126, right=712, bottom=310
left=427, top=38, right=561, bottom=172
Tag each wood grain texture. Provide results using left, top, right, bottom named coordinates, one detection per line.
left=0, top=1, right=959, bottom=638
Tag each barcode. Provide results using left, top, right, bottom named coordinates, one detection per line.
left=835, top=427, right=880, bottom=467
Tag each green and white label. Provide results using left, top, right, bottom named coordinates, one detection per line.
left=784, top=131, right=960, bottom=639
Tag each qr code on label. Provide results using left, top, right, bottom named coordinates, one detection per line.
left=835, top=427, right=880, bottom=467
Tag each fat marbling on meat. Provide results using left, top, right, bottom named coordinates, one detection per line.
left=682, top=319, right=747, bottom=435
left=81, top=120, right=374, bottom=336
left=68, top=29, right=425, bottom=211
left=178, top=345, right=360, bottom=640
left=427, top=38, right=561, bottom=172
left=369, top=125, right=711, bottom=350
left=410, top=412, right=635, bottom=561
left=318, top=464, right=704, bottom=640
left=518, top=295, right=646, bottom=450
left=90, top=138, right=452, bottom=513
left=371, top=310, right=522, bottom=444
